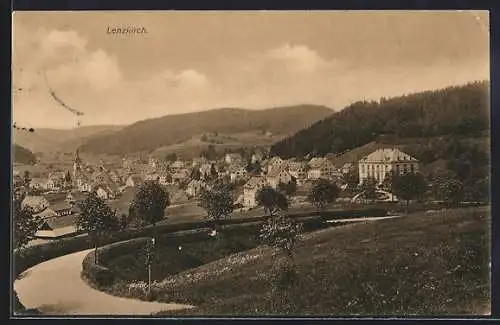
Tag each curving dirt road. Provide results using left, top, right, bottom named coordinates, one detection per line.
left=14, top=249, right=193, bottom=316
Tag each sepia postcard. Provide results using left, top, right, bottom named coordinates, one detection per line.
left=11, top=10, right=491, bottom=317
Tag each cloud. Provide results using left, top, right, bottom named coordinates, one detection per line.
left=13, top=26, right=122, bottom=92
left=12, top=31, right=489, bottom=129
left=265, top=43, right=331, bottom=74
left=47, top=49, right=122, bottom=91
left=38, top=29, right=87, bottom=61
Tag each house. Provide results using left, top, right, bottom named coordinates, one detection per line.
left=307, top=157, right=337, bottom=180
left=49, top=172, right=66, bottom=187
left=224, top=153, right=243, bottom=165
left=108, top=186, right=137, bottom=218
left=199, top=163, right=215, bottom=179
left=49, top=201, right=73, bottom=217
left=242, top=176, right=268, bottom=208
left=287, top=161, right=308, bottom=180
left=22, top=195, right=50, bottom=213
left=342, top=162, right=356, bottom=174
left=358, top=147, right=419, bottom=185
left=170, top=160, right=185, bottom=171
left=251, top=149, right=265, bottom=163
left=65, top=191, right=87, bottom=205
left=33, top=207, right=58, bottom=219
left=126, top=174, right=144, bottom=187
left=44, top=179, right=57, bottom=191
left=192, top=157, right=207, bottom=167
left=28, top=178, right=45, bottom=190
left=157, top=172, right=172, bottom=185
left=108, top=170, right=121, bottom=184
left=228, top=165, right=247, bottom=182
left=186, top=180, right=206, bottom=198
left=76, top=175, right=93, bottom=192
left=94, top=182, right=120, bottom=200
left=35, top=214, right=79, bottom=239
left=266, top=169, right=293, bottom=189
left=145, top=173, right=160, bottom=181
left=148, top=158, right=160, bottom=169
left=172, top=168, right=189, bottom=183
left=266, top=156, right=284, bottom=173
left=92, top=171, right=112, bottom=184
left=115, top=168, right=129, bottom=184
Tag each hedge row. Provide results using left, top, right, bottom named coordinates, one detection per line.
left=81, top=216, right=330, bottom=288
left=81, top=237, right=150, bottom=288
left=15, top=207, right=384, bottom=278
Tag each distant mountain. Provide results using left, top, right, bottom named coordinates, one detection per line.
left=13, top=144, right=36, bottom=165
left=79, top=105, right=334, bottom=155
left=13, top=125, right=124, bottom=154
left=270, top=81, right=489, bottom=158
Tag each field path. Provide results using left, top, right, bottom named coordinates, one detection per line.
left=14, top=249, right=193, bottom=316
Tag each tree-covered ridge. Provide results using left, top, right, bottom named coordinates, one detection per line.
left=79, top=105, right=333, bottom=155
left=13, top=144, right=37, bottom=165
left=270, top=81, right=489, bottom=158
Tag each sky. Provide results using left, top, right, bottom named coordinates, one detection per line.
left=12, top=10, right=490, bottom=129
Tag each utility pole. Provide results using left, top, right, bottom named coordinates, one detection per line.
left=145, top=237, right=155, bottom=296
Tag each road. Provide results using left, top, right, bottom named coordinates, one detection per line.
left=326, top=215, right=401, bottom=223
left=14, top=249, right=194, bottom=316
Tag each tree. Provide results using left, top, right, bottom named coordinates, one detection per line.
left=246, top=161, right=262, bottom=174
left=13, top=191, right=41, bottom=250
left=165, top=153, right=177, bottom=162
left=201, top=145, right=217, bottom=161
left=165, top=173, right=172, bottom=184
left=64, top=170, right=72, bottom=184
left=190, top=168, right=202, bottom=181
left=435, top=175, right=464, bottom=207
left=307, top=179, right=340, bottom=211
left=259, top=214, right=303, bottom=313
left=23, top=171, right=31, bottom=187
left=129, top=180, right=170, bottom=233
left=464, top=177, right=490, bottom=203
left=432, top=168, right=465, bottom=206
left=259, top=214, right=303, bottom=263
left=256, top=187, right=289, bottom=218
left=77, top=191, right=119, bottom=264
left=210, top=163, right=218, bottom=179
left=381, top=171, right=397, bottom=193
left=342, top=170, right=359, bottom=193
left=392, top=172, right=428, bottom=208
left=278, top=178, right=297, bottom=198
left=359, top=177, right=378, bottom=200
left=199, top=180, right=234, bottom=235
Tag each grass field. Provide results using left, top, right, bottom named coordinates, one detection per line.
left=147, top=206, right=490, bottom=316
left=105, top=233, right=262, bottom=283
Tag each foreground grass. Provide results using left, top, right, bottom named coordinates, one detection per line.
left=149, top=207, right=490, bottom=316
left=106, top=234, right=262, bottom=282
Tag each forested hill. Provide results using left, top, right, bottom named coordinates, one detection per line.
left=269, top=81, right=489, bottom=158
left=13, top=144, right=37, bottom=165
left=79, top=105, right=333, bottom=155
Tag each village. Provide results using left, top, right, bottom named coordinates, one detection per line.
left=13, top=146, right=420, bottom=242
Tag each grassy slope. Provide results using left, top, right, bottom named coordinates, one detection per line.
left=151, top=132, right=284, bottom=160
left=155, top=207, right=490, bottom=316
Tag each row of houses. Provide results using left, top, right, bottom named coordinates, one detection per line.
left=21, top=191, right=88, bottom=239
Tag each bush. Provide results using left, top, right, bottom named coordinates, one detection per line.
left=13, top=290, right=25, bottom=313
left=81, top=250, right=114, bottom=287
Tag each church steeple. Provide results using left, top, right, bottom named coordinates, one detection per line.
left=73, top=149, right=82, bottom=177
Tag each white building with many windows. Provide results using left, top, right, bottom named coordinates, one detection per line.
left=358, top=148, right=419, bottom=185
